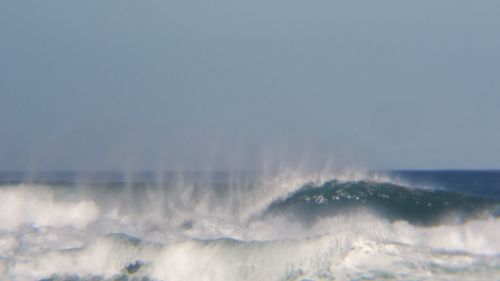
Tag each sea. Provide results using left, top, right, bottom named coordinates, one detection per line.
left=0, top=170, right=499, bottom=281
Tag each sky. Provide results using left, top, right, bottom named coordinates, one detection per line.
left=1, top=1, right=499, bottom=171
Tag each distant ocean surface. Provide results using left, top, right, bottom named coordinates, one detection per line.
left=0, top=170, right=499, bottom=281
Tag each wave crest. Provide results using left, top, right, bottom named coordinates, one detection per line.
left=266, top=180, right=499, bottom=225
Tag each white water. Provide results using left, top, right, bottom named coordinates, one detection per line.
left=0, top=171, right=499, bottom=281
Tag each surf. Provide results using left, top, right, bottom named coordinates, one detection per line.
left=0, top=170, right=499, bottom=280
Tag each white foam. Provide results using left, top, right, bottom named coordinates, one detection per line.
left=0, top=170, right=498, bottom=280
left=7, top=217, right=500, bottom=281
left=0, top=185, right=100, bottom=230
left=391, top=218, right=500, bottom=255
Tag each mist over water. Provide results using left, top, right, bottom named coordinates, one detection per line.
left=2, top=0, right=500, bottom=280
left=0, top=168, right=499, bottom=281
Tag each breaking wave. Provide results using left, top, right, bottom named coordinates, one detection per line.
left=0, top=170, right=499, bottom=280
left=266, top=180, right=499, bottom=225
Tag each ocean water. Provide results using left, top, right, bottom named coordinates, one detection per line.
left=0, top=170, right=499, bottom=281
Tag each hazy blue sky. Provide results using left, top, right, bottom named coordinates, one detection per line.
left=1, top=1, right=499, bottom=171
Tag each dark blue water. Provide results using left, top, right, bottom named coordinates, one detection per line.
left=387, top=170, right=500, bottom=199
left=2, top=170, right=499, bottom=197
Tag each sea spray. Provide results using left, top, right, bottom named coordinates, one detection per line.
left=0, top=170, right=499, bottom=280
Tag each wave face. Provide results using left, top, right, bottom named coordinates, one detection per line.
left=266, top=180, right=499, bottom=225
left=0, top=170, right=499, bottom=280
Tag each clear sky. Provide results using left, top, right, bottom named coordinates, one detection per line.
left=1, top=1, right=499, bottom=171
